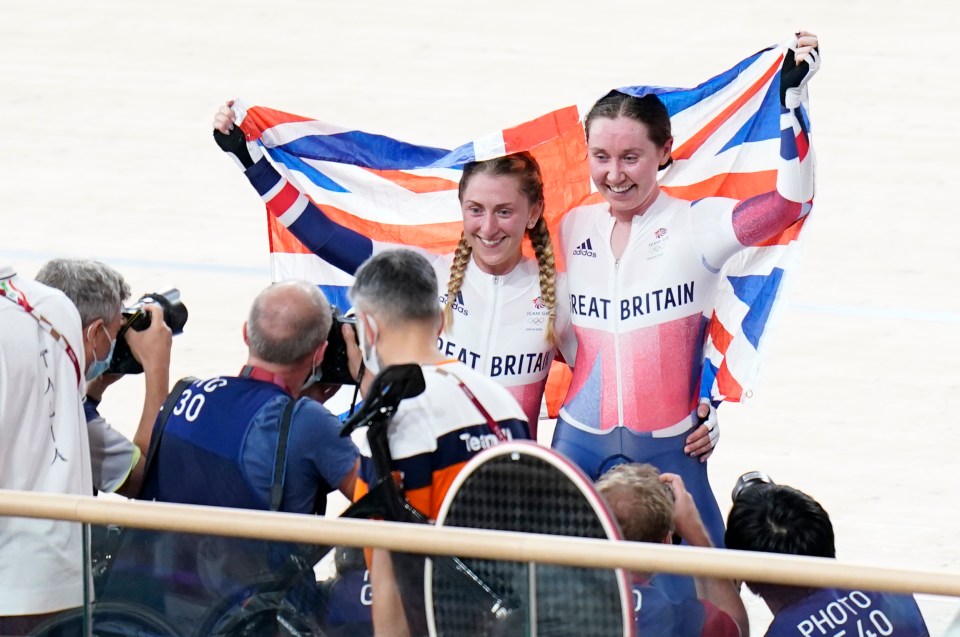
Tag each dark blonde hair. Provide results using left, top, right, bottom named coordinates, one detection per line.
left=596, top=463, right=674, bottom=544
left=445, top=152, right=559, bottom=346
left=585, top=91, right=674, bottom=170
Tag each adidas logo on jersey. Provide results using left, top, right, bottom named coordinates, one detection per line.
left=572, top=238, right=597, bottom=258
left=439, top=289, right=469, bottom=316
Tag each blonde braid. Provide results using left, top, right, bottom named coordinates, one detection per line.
left=529, top=216, right=559, bottom=347
left=443, top=234, right=473, bottom=332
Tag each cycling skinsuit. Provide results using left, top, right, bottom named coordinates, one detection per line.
left=554, top=104, right=815, bottom=546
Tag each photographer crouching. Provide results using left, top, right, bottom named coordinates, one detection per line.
left=725, top=473, right=930, bottom=637
left=36, top=258, right=174, bottom=497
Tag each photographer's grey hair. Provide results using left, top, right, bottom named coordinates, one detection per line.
left=350, top=250, right=440, bottom=325
left=247, top=280, right=331, bottom=365
left=35, top=258, right=130, bottom=327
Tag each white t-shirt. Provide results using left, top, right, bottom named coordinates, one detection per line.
left=0, top=266, right=91, bottom=615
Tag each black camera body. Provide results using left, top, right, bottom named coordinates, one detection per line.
left=107, top=287, right=188, bottom=375
left=731, top=470, right=775, bottom=503
left=318, top=307, right=359, bottom=385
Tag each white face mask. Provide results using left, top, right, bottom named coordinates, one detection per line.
left=356, top=313, right=381, bottom=376
left=299, top=352, right=323, bottom=392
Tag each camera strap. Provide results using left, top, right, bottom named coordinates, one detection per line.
left=238, top=365, right=297, bottom=512
left=0, top=277, right=82, bottom=386
left=144, top=376, right=199, bottom=486
left=269, top=398, right=297, bottom=512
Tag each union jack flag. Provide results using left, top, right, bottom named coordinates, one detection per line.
left=236, top=39, right=812, bottom=404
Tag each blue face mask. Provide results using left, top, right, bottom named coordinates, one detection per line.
left=86, top=323, right=115, bottom=381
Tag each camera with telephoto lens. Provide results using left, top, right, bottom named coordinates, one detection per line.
left=731, top=470, right=775, bottom=503
left=318, top=306, right=359, bottom=385
left=106, top=287, right=188, bottom=375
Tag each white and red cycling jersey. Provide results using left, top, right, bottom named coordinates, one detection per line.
left=427, top=253, right=574, bottom=432
left=559, top=108, right=813, bottom=435
left=243, top=159, right=576, bottom=432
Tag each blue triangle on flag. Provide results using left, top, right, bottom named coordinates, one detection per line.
left=717, top=80, right=782, bottom=155
left=620, top=46, right=773, bottom=117
left=699, top=359, right=719, bottom=401
left=728, top=267, right=784, bottom=349
left=319, top=284, right=352, bottom=314
left=267, top=147, right=351, bottom=193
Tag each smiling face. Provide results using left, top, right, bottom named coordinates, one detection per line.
left=460, top=172, right=542, bottom=276
left=587, top=115, right=673, bottom=219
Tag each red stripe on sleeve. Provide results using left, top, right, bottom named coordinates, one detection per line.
left=265, top=182, right=301, bottom=216
left=795, top=130, right=809, bottom=162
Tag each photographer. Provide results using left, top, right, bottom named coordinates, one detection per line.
left=725, top=477, right=929, bottom=637
left=596, top=463, right=748, bottom=637
left=1, top=266, right=89, bottom=632
left=84, top=280, right=358, bottom=634
left=139, top=278, right=358, bottom=511
left=35, top=258, right=172, bottom=497
left=347, top=250, right=530, bottom=637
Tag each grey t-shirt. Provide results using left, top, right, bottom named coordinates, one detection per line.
left=84, top=397, right=139, bottom=493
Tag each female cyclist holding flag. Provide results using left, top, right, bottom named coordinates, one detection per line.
left=212, top=109, right=575, bottom=437
left=554, top=32, right=820, bottom=545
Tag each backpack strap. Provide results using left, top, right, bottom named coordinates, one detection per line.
left=144, top=376, right=198, bottom=483
left=268, top=397, right=297, bottom=512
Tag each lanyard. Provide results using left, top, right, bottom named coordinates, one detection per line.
left=434, top=367, right=509, bottom=442
left=239, top=365, right=293, bottom=394
left=0, top=277, right=82, bottom=386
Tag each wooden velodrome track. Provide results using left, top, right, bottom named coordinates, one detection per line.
left=2, top=0, right=958, bottom=632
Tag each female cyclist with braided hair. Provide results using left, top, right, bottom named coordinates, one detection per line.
left=213, top=108, right=574, bottom=435
left=443, top=154, right=562, bottom=347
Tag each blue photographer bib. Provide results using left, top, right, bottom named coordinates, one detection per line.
left=766, top=589, right=928, bottom=637
left=142, top=376, right=291, bottom=510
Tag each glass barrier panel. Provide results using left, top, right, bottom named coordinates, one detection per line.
left=0, top=515, right=88, bottom=637
left=5, top=517, right=958, bottom=637
left=74, top=523, right=343, bottom=637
